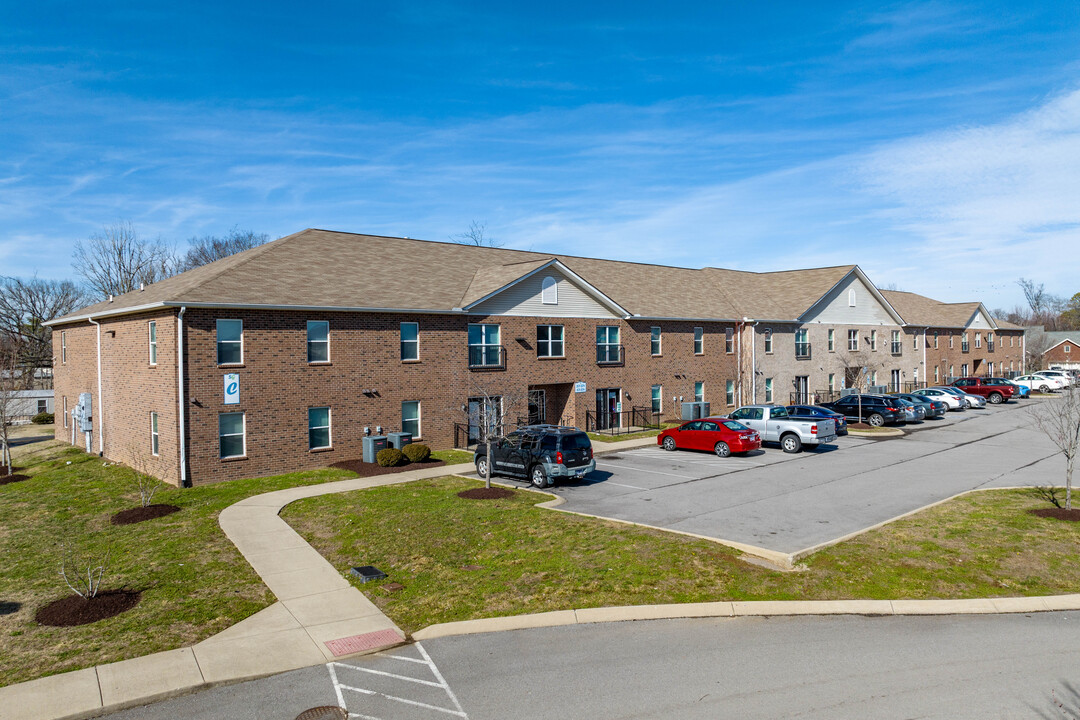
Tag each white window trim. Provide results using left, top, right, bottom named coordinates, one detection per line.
left=764, top=328, right=773, bottom=354
left=537, top=324, right=565, bottom=358
left=219, top=412, right=246, bottom=459
left=764, top=378, right=773, bottom=403
left=848, top=289, right=857, bottom=307
left=651, top=326, right=662, bottom=356
left=307, top=320, right=330, bottom=364
left=308, top=406, right=332, bottom=450
left=61, top=331, right=67, bottom=364
left=694, top=381, right=704, bottom=403
left=63, top=396, right=68, bottom=428
left=402, top=401, right=421, bottom=439
left=148, top=321, right=158, bottom=366
left=217, top=319, right=244, bottom=366
left=400, top=322, right=420, bottom=361
left=469, top=323, right=502, bottom=366
left=828, top=328, right=835, bottom=352
left=693, top=327, right=704, bottom=355
left=150, top=411, right=160, bottom=456
left=848, top=329, right=858, bottom=351
left=725, top=380, right=735, bottom=406
left=651, top=384, right=662, bottom=413
left=541, top=276, right=558, bottom=305
left=870, top=330, right=877, bottom=351
left=724, top=328, right=734, bottom=354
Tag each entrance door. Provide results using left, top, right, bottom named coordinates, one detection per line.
left=467, top=396, right=502, bottom=444
left=595, top=388, right=621, bottom=430
left=794, top=376, right=809, bottom=405
left=528, top=389, right=546, bottom=425
left=891, top=369, right=901, bottom=392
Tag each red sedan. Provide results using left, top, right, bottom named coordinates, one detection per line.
left=657, top=417, right=762, bottom=457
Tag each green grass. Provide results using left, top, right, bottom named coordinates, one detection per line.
left=429, top=449, right=474, bottom=465
left=283, top=477, right=1080, bottom=633
left=0, top=440, right=357, bottom=687
left=587, top=423, right=679, bottom=443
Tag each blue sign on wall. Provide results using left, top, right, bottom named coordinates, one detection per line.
left=224, top=373, right=240, bottom=405
left=574, top=381, right=586, bottom=393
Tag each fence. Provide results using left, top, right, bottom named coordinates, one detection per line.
left=584, top=406, right=661, bottom=436
left=788, top=389, right=842, bottom=405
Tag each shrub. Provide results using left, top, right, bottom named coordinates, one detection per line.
left=402, top=443, right=431, bottom=463
left=32, top=412, right=54, bottom=425
left=376, top=448, right=406, bottom=467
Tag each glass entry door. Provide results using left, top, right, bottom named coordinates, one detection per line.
left=595, top=388, right=621, bottom=430
left=528, top=389, right=546, bottom=425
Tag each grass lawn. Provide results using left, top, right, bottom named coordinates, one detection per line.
left=429, top=448, right=474, bottom=465
left=283, top=476, right=1080, bottom=634
left=0, top=440, right=360, bottom=687
left=588, top=423, right=679, bottom=443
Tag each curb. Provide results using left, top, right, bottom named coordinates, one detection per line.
left=847, top=427, right=904, bottom=438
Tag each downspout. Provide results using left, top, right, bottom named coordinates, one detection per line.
left=177, top=307, right=189, bottom=488
left=747, top=319, right=759, bottom=403
left=736, top=320, right=744, bottom=407
left=921, top=327, right=928, bottom=387
left=87, top=317, right=104, bottom=455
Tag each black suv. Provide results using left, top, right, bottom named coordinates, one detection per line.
left=474, top=425, right=596, bottom=488
left=819, top=394, right=906, bottom=427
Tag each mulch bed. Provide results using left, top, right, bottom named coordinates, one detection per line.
left=0, top=474, right=29, bottom=486
left=1029, top=508, right=1080, bottom=522
left=331, top=458, right=446, bottom=478
left=111, top=504, right=182, bottom=525
left=0, top=464, right=13, bottom=477
left=35, top=589, right=141, bottom=627
left=457, top=487, right=515, bottom=500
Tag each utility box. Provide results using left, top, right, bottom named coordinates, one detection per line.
left=76, top=392, right=93, bottom=432
left=386, top=432, right=412, bottom=449
left=362, top=436, right=388, bottom=463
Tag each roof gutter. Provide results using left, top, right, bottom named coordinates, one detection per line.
left=87, top=316, right=104, bottom=456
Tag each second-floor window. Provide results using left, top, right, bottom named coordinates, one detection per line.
left=537, top=325, right=564, bottom=358
left=870, top=330, right=877, bottom=351
left=891, top=330, right=902, bottom=354
left=217, top=319, right=243, bottom=365
left=828, top=329, right=835, bottom=352
left=724, top=328, right=734, bottom=354
left=962, top=333, right=970, bottom=353
left=693, top=327, right=703, bottom=355
left=651, top=326, right=662, bottom=355
left=61, top=330, right=67, bottom=363
left=400, top=322, right=419, bottom=361
left=307, top=321, right=329, bottom=363
left=848, top=329, right=858, bottom=351
left=764, top=329, right=773, bottom=353
left=468, top=323, right=501, bottom=367
left=975, top=333, right=981, bottom=349
left=596, top=326, right=621, bottom=363
left=148, top=321, right=158, bottom=365
left=795, top=329, right=810, bottom=358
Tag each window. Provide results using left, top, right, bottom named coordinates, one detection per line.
left=468, top=324, right=502, bottom=367
left=150, top=412, right=160, bottom=456
left=828, top=329, right=835, bottom=352
left=541, top=276, right=558, bottom=305
left=63, top=397, right=68, bottom=428
left=870, top=330, right=877, bottom=351
left=693, top=327, right=703, bottom=355
left=795, top=329, right=810, bottom=358
left=913, top=333, right=919, bottom=351
left=870, top=371, right=877, bottom=386
left=764, top=378, right=773, bottom=403
left=400, top=322, right=419, bottom=361
left=651, top=327, right=662, bottom=355
left=949, top=335, right=954, bottom=349
left=962, top=333, right=970, bottom=353
left=828, top=373, right=835, bottom=392
left=402, top=401, right=420, bottom=438
left=537, top=325, right=564, bottom=358
left=694, top=382, right=704, bottom=402
left=148, top=321, right=158, bottom=365
left=37, top=399, right=47, bottom=414
left=848, top=329, right=858, bottom=351
left=934, top=332, right=939, bottom=349
left=307, top=321, right=329, bottom=363
left=988, top=362, right=994, bottom=376
left=975, top=333, right=981, bottom=349
left=724, top=328, right=734, bottom=354
left=987, top=332, right=994, bottom=352
left=219, top=412, right=245, bottom=459
left=764, top=329, right=773, bottom=353
left=651, top=385, right=662, bottom=413
left=1067, top=344, right=1073, bottom=354
left=596, top=326, right=621, bottom=363
left=308, top=407, right=331, bottom=450
left=726, top=380, right=735, bottom=406
left=217, top=319, right=243, bottom=365
left=949, top=364, right=955, bottom=378
left=961, top=363, right=968, bottom=377
left=935, top=366, right=940, bottom=383
left=891, top=330, right=902, bottom=354
left=848, top=289, right=857, bottom=307
left=61, top=331, right=67, bottom=364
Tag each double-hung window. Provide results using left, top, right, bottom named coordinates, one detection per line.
left=724, top=328, right=734, bottom=354
left=763, top=329, right=773, bottom=354
left=870, top=330, right=877, bottom=351
left=217, top=319, right=243, bottom=365
left=596, top=326, right=621, bottom=363
left=891, top=330, right=902, bottom=354
left=828, top=329, right=835, bottom=352
left=693, top=327, right=703, bottom=355
left=537, top=325, right=564, bottom=358
left=219, top=412, right=245, bottom=459
left=400, top=322, right=419, bottom=361
left=848, top=329, right=858, bottom=351
left=307, top=321, right=329, bottom=363
left=402, top=401, right=420, bottom=438
left=61, top=331, right=67, bottom=364
left=148, top=321, right=158, bottom=365
left=725, top=380, right=735, bottom=406
left=694, top=382, right=704, bottom=402
left=150, top=412, right=160, bottom=456
left=650, top=327, right=662, bottom=355
left=468, top=324, right=502, bottom=367
left=308, top=407, right=331, bottom=450
left=764, top=378, right=773, bottom=403
left=651, top=385, right=662, bottom=414
left=975, top=333, right=981, bottom=349
left=795, top=329, right=810, bottom=358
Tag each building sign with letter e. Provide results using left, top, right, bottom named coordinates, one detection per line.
left=224, top=373, right=240, bottom=405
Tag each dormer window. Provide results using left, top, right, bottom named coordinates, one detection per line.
left=541, top=276, right=557, bottom=305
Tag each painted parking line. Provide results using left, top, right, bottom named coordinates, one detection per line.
left=328, top=642, right=468, bottom=720
left=593, top=462, right=696, bottom=480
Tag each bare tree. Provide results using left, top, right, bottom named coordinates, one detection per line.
left=0, top=275, right=88, bottom=374
left=73, top=221, right=177, bottom=299
left=0, top=344, right=21, bottom=472
left=127, top=451, right=164, bottom=508
left=176, top=227, right=270, bottom=272
left=1030, top=387, right=1080, bottom=511
left=1025, top=326, right=1052, bottom=371
left=1018, top=277, right=1048, bottom=317
left=450, top=220, right=503, bottom=248
left=463, top=381, right=529, bottom=489
left=59, top=543, right=110, bottom=599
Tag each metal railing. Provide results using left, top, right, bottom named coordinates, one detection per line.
left=468, top=345, right=505, bottom=370
left=795, top=342, right=811, bottom=359
left=454, top=421, right=507, bottom=449
left=585, top=406, right=661, bottom=435
left=788, top=390, right=841, bottom=405
left=891, top=342, right=902, bottom=355
left=961, top=342, right=970, bottom=353
left=902, top=381, right=928, bottom=393
left=515, top=415, right=570, bottom=429
left=595, top=344, right=624, bottom=365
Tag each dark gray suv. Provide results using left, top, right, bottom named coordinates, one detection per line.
left=474, top=425, right=596, bottom=488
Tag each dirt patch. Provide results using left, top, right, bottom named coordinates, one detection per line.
left=35, top=590, right=141, bottom=627
left=331, top=458, right=446, bottom=478
left=111, top=504, right=182, bottom=525
left=0, top=474, right=29, bottom=486
left=1029, top=508, right=1080, bottom=522
left=0, top=464, right=14, bottom=477
left=457, top=487, right=515, bottom=500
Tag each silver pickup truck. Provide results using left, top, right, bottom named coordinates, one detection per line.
left=727, top=405, right=837, bottom=453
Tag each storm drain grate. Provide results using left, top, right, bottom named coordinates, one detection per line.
left=350, top=565, right=387, bottom=582
left=295, top=706, right=347, bottom=720
left=325, top=628, right=403, bottom=657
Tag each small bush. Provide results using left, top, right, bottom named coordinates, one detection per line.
left=32, top=412, right=54, bottom=425
left=376, top=448, right=406, bottom=467
left=402, top=443, right=431, bottom=463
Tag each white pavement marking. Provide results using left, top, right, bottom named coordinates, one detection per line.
left=594, top=462, right=695, bottom=480
left=327, top=642, right=468, bottom=720
left=605, top=481, right=648, bottom=489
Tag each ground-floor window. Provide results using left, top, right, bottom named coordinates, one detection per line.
left=402, top=401, right=420, bottom=438
left=219, top=412, right=246, bottom=459
left=308, top=407, right=331, bottom=450
left=764, top=378, right=773, bottom=403
left=891, top=369, right=901, bottom=392
left=694, top=382, right=704, bottom=403
left=935, top=366, right=940, bottom=383
left=63, top=396, right=68, bottom=428
left=828, top=374, right=835, bottom=392
left=961, top=363, right=968, bottom=377
left=150, top=411, right=159, bottom=456
left=651, top=385, right=661, bottom=414
left=725, top=380, right=735, bottom=406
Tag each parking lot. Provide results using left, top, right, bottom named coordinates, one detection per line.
left=536, top=400, right=1063, bottom=558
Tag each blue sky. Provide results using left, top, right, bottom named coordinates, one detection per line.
left=2, top=1, right=1079, bottom=310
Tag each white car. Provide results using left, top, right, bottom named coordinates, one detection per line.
left=917, top=387, right=965, bottom=410
left=930, top=386, right=986, bottom=409
left=1034, top=370, right=1074, bottom=388
left=1015, top=374, right=1064, bottom=393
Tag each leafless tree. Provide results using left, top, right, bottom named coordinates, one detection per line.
left=1030, top=387, right=1080, bottom=511
left=1025, top=326, right=1053, bottom=371
left=450, top=220, right=503, bottom=248
left=73, top=221, right=177, bottom=299
left=0, top=275, right=88, bottom=374
left=126, top=450, right=164, bottom=508
left=176, top=227, right=270, bottom=272
left=463, top=381, right=529, bottom=489
left=0, top=345, right=21, bottom=472
left=59, top=543, right=110, bottom=599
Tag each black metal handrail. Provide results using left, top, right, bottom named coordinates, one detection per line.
left=585, top=406, right=661, bottom=435
left=468, top=345, right=505, bottom=370
left=902, top=382, right=928, bottom=393
left=795, top=342, right=811, bottom=359
left=453, top=421, right=508, bottom=449
left=596, top=344, right=624, bottom=365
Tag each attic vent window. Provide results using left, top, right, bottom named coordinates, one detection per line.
left=541, top=276, right=558, bottom=305
left=848, top=289, right=856, bottom=307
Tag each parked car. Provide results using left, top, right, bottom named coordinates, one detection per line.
left=1034, top=370, right=1074, bottom=388
left=474, top=425, right=595, bottom=488
left=787, top=404, right=849, bottom=436
left=983, top=377, right=1030, bottom=399
left=657, top=418, right=762, bottom=457
left=892, top=393, right=942, bottom=419
left=931, top=386, right=986, bottom=409
left=727, top=405, right=837, bottom=453
left=1014, top=374, right=1064, bottom=393
left=916, top=387, right=966, bottom=410
left=818, top=394, right=907, bottom=427
left=950, top=377, right=1016, bottom=404
left=892, top=397, right=923, bottom=422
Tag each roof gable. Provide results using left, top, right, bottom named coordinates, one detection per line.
left=799, top=268, right=905, bottom=325
left=463, top=260, right=626, bottom=318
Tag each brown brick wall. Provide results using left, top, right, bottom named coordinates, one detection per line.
left=1045, top=339, right=1079, bottom=365
left=923, top=327, right=1025, bottom=382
